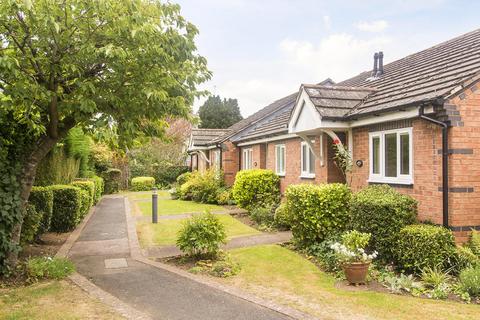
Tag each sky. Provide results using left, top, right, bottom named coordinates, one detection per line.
left=175, top=0, right=480, bottom=117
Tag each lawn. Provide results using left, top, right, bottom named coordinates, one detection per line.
left=137, top=214, right=260, bottom=247
left=222, top=245, right=480, bottom=320
left=135, top=198, right=226, bottom=216
left=0, top=280, right=122, bottom=320
left=125, top=190, right=171, bottom=201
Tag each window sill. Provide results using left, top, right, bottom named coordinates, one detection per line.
left=300, top=174, right=316, bottom=179
left=276, top=173, right=286, bottom=177
left=368, top=178, right=413, bottom=186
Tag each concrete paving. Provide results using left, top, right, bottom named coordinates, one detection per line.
left=69, top=197, right=292, bottom=320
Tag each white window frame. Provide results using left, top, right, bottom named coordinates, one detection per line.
left=212, top=150, right=221, bottom=168
left=242, top=148, right=253, bottom=170
left=275, top=144, right=286, bottom=176
left=300, top=141, right=315, bottom=178
left=368, top=127, right=413, bottom=185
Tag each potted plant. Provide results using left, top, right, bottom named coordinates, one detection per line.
left=331, top=230, right=378, bottom=285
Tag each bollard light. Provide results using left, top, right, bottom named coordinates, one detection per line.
left=152, top=187, right=158, bottom=224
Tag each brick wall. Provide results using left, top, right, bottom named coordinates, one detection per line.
left=222, top=141, right=240, bottom=186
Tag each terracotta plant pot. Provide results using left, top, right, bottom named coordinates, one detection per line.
left=342, top=261, right=371, bottom=285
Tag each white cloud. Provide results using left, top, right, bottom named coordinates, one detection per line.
left=323, top=15, right=331, bottom=30
left=355, top=20, right=389, bottom=33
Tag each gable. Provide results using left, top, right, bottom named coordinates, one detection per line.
left=289, top=88, right=323, bottom=133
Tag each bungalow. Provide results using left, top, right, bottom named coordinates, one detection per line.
left=188, top=29, right=480, bottom=242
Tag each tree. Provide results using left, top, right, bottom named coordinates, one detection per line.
left=0, top=0, right=210, bottom=270
left=198, top=95, right=242, bottom=128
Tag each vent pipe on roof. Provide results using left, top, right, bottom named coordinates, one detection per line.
left=376, top=51, right=384, bottom=76
left=371, top=52, right=379, bottom=77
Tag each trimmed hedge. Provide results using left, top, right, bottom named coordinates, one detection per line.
left=286, top=183, right=351, bottom=247
left=396, top=224, right=456, bottom=273
left=28, top=186, right=54, bottom=237
left=78, top=189, right=91, bottom=218
left=72, top=180, right=95, bottom=208
left=90, top=176, right=104, bottom=203
left=232, top=169, right=280, bottom=210
left=20, top=204, right=42, bottom=245
left=103, top=168, right=121, bottom=194
left=131, top=176, right=155, bottom=191
left=50, top=185, right=83, bottom=232
left=349, top=185, right=417, bottom=262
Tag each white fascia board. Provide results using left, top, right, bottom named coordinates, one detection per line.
left=237, top=133, right=297, bottom=147
left=348, top=105, right=433, bottom=128
left=288, top=88, right=323, bottom=133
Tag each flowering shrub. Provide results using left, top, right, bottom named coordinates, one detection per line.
left=330, top=230, right=378, bottom=264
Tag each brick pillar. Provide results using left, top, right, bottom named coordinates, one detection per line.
left=222, top=141, right=239, bottom=186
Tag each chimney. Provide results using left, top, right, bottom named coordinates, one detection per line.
left=376, top=51, right=384, bottom=76
left=371, top=52, right=378, bottom=77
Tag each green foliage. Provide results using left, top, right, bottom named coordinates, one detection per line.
left=303, top=234, right=342, bottom=273
left=286, top=183, right=351, bottom=247
left=452, top=246, right=480, bottom=273
left=250, top=206, right=276, bottom=228
left=131, top=176, right=156, bottom=191
left=28, top=186, right=54, bottom=237
left=176, top=212, right=227, bottom=258
left=49, top=185, right=83, bottom=232
left=179, top=169, right=223, bottom=203
left=102, top=168, right=122, bottom=194
left=35, top=146, right=80, bottom=186
left=421, top=266, right=452, bottom=289
left=198, top=95, right=243, bottom=128
left=71, top=180, right=95, bottom=208
left=383, top=273, right=423, bottom=294
left=232, top=169, right=280, bottom=210
left=155, top=165, right=189, bottom=187
left=467, top=230, right=480, bottom=256
left=20, top=204, right=43, bottom=245
left=177, top=172, right=193, bottom=186
left=190, top=255, right=241, bottom=278
left=89, top=142, right=115, bottom=173
left=78, top=189, right=91, bottom=218
left=66, top=128, right=92, bottom=177
left=26, top=257, right=75, bottom=282
left=396, top=224, right=456, bottom=273
left=215, top=188, right=235, bottom=205
left=349, top=185, right=417, bottom=262
left=458, top=266, right=480, bottom=297
left=89, top=176, right=104, bottom=203
left=274, top=202, right=292, bottom=230
left=342, top=230, right=371, bottom=252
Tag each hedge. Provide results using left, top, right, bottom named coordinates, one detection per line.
left=49, top=185, right=83, bottom=232
left=179, top=169, right=223, bottom=204
left=20, top=204, right=42, bottom=245
left=28, top=186, right=54, bottom=237
left=103, top=168, right=121, bottom=194
left=349, top=185, right=417, bottom=262
left=232, top=169, right=280, bottom=210
left=286, top=183, right=351, bottom=247
left=131, top=176, right=155, bottom=191
left=71, top=180, right=95, bottom=208
left=89, top=176, right=104, bottom=203
left=396, top=224, right=456, bottom=273
left=78, top=189, right=91, bottom=218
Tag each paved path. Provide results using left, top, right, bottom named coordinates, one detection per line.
left=69, top=197, right=292, bottom=320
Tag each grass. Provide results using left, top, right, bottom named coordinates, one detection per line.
left=125, top=190, right=171, bottom=200
left=137, top=214, right=260, bottom=247
left=135, top=199, right=226, bottom=216
left=0, top=280, right=122, bottom=319
left=221, top=245, right=480, bottom=320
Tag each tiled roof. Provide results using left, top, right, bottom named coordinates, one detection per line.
left=341, top=28, right=480, bottom=117
left=190, top=128, right=230, bottom=147
left=302, top=84, right=376, bottom=119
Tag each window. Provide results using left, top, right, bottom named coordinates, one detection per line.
left=242, top=148, right=253, bottom=170
left=275, top=144, right=286, bottom=176
left=369, top=128, right=413, bottom=184
left=300, top=141, right=315, bottom=178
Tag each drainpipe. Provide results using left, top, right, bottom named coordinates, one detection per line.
left=419, top=105, right=449, bottom=228
left=216, top=143, right=223, bottom=169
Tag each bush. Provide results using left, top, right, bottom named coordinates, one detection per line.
left=102, top=168, right=121, bottom=194
left=179, top=169, right=223, bottom=204
left=349, top=185, right=417, bottom=262
left=458, top=266, right=480, bottom=297
left=28, top=186, right=54, bottom=237
left=26, top=256, right=75, bottom=282
left=216, top=188, right=235, bottom=205
left=50, top=185, right=83, bottom=232
left=250, top=205, right=276, bottom=227
left=131, top=176, right=156, bottom=191
left=78, top=189, right=91, bottom=217
left=20, top=204, right=43, bottom=245
left=176, top=212, right=227, bottom=258
left=304, top=234, right=342, bottom=272
left=452, top=246, right=480, bottom=273
left=232, top=169, right=280, bottom=210
left=286, top=183, right=351, bottom=247
left=71, top=180, right=95, bottom=208
left=90, top=175, right=104, bottom=203
left=274, top=203, right=292, bottom=230
left=468, top=230, right=480, bottom=256
left=396, top=224, right=456, bottom=273
left=155, top=165, right=189, bottom=187
left=176, top=171, right=193, bottom=186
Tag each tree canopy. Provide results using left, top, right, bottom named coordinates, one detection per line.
left=198, top=95, right=242, bottom=128
left=0, top=0, right=210, bottom=270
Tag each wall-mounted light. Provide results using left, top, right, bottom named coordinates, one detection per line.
left=355, top=160, right=363, bottom=167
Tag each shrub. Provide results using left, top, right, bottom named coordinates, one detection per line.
left=179, top=169, right=223, bottom=204
left=102, top=168, right=121, bottom=194
left=396, top=224, right=456, bottom=273
left=71, top=180, right=95, bottom=208
left=304, top=233, right=342, bottom=272
left=78, top=189, right=91, bottom=217
left=176, top=212, right=227, bottom=258
left=250, top=205, right=276, bottom=227
left=131, top=176, right=156, bottom=191
left=155, top=165, right=189, bottom=187
left=176, top=171, right=193, bottom=186
left=26, top=257, right=75, bottom=282
left=286, top=183, right=351, bottom=247
left=452, top=246, right=480, bottom=273
left=90, top=175, right=104, bottom=203
left=421, top=266, right=451, bottom=289
left=274, top=203, right=292, bottom=230
left=232, top=169, right=280, bottom=210
left=458, top=266, right=480, bottom=297
left=349, top=185, right=417, bottom=262
left=28, top=186, right=54, bottom=237
left=50, top=185, right=83, bottom=232
left=20, top=204, right=43, bottom=245
left=216, top=188, right=234, bottom=205
left=468, top=230, right=480, bottom=256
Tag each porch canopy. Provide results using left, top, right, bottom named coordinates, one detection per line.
left=288, top=84, right=375, bottom=159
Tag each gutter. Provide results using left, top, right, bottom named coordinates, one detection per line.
left=418, top=105, right=449, bottom=228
